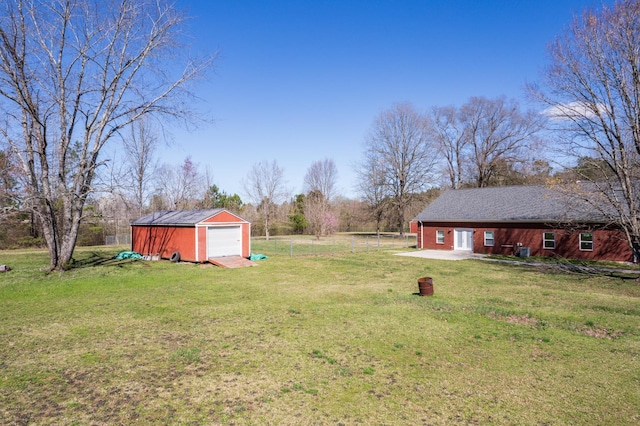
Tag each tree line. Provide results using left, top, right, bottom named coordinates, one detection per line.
left=2, top=0, right=640, bottom=269
left=241, top=95, right=552, bottom=240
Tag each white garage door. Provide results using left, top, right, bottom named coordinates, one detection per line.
left=207, top=225, right=242, bottom=258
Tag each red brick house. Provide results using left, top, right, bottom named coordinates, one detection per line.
left=409, top=186, right=633, bottom=262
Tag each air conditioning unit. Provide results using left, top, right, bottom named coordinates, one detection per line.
left=519, top=247, right=530, bottom=258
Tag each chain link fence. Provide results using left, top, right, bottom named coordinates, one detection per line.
left=105, top=233, right=131, bottom=246
left=251, top=234, right=416, bottom=257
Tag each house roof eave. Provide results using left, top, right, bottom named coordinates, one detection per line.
left=413, top=219, right=609, bottom=225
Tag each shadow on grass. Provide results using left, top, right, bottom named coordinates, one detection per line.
left=489, top=256, right=640, bottom=280
left=535, top=263, right=640, bottom=280
left=68, top=252, right=141, bottom=269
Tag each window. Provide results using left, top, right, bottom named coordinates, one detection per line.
left=436, top=230, right=445, bottom=244
left=484, top=231, right=494, bottom=246
left=543, top=232, right=556, bottom=249
left=580, top=232, right=594, bottom=251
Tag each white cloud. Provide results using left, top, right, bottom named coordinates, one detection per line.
left=543, top=101, right=603, bottom=120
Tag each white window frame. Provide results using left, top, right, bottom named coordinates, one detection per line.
left=484, top=231, right=494, bottom=247
left=543, top=232, right=556, bottom=250
left=579, top=232, right=594, bottom=251
left=436, top=230, right=445, bottom=244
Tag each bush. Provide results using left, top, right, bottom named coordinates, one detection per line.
left=17, top=236, right=43, bottom=248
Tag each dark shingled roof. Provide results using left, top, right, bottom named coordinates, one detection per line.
left=413, top=185, right=605, bottom=223
left=131, top=209, right=227, bottom=226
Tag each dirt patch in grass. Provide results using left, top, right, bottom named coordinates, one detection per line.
left=580, top=326, right=625, bottom=339
left=482, top=310, right=541, bottom=328
left=503, top=314, right=540, bottom=327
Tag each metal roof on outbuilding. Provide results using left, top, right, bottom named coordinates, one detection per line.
left=131, top=209, right=231, bottom=226
left=413, top=185, right=604, bottom=223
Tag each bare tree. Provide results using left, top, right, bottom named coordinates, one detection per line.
left=430, top=106, right=469, bottom=189
left=303, top=158, right=338, bottom=239
left=363, top=102, right=440, bottom=236
left=355, top=149, right=389, bottom=236
left=303, top=158, right=339, bottom=203
left=243, top=160, right=288, bottom=240
left=123, top=119, right=159, bottom=217
left=459, top=96, right=544, bottom=188
left=529, top=0, right=640, bottom=259
left=0, top=0, right=213, bottom=270
left=158, top=157, right=203, bottom=210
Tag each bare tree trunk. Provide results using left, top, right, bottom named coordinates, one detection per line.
left=263, top=208, right=271, bottom=241
left=38, top=204, right=60, bottom=268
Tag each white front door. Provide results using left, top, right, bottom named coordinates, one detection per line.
left=207, top=225, right=242, bottom=258
left=454, top=229, right=474, bottom=251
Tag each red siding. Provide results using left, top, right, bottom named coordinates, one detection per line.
left=202, top=210, right=244, bottom=223
left=241, top=223, right=250, bottom=258
left=131, top=226, right=196, bottom=261
left=412, top=221, right=633, bottom=262
left=409, top=221, right=419, bottom=235
left=196, top=226, right=207, bottom=261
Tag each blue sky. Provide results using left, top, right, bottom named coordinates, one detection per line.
left=160, top=0, right=610, bottom=201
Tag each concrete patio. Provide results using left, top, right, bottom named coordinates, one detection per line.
left=395, top=249, right=487, bottom=261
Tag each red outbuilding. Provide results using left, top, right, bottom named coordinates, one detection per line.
left=130, top=209, right=251, bottom=262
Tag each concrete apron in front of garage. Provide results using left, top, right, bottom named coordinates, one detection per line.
left=395, top=250, right=487, bottom=261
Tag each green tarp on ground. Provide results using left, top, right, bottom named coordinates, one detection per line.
left=113, top=251, right=143, bottom=260
left=249, top=253, right=268, bottom=261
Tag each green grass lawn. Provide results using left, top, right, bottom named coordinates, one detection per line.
left=1, top=247, right=639, bottom=425
left=251, top=233, right=415, bottom=257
